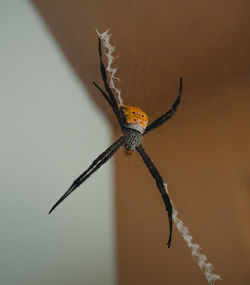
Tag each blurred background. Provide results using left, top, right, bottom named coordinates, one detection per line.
left=0, top=0, right=249, bottom=285
left=0, top=1, right=116, bottom=285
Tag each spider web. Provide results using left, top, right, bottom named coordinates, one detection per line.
left=165, top=183, right=222, bottom=285
left=96, top=29, right=123, bottom=106
left=99, top=30, right=222, bottom=285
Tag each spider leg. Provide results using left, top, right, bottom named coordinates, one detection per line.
left=92, top=81, right=124, bottom=129
left=97, top=37, right=122, bottom=126
left=92, top=81, right=111, bottom=105
left=144, top=77, right=182, bottom=135
left=136, top=144, right=173, bottom=247
left=49, top=136, right=124, bottom=214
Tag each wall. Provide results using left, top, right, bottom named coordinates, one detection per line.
left=0, top=1, right=116, bottom=285
left=22, top=0, right=250, bottom=285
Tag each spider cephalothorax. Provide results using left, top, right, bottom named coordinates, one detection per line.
left=49, top=36, right=183, bottom=248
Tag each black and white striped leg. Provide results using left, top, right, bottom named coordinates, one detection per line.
left=136, top=144, right=173, bottom=247
left=92, top=81, right=111, bottom=106
left=49, top=136, right=124, bottom=214
left=144, top=77, right=182, bottom=135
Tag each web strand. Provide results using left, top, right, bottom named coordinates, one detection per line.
left=164, top=183, right=222, bottom=284
left=96, top=29, right=123, bottom=106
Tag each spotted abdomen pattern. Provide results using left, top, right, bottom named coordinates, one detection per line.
left=120, top=105, right=149, bottom=134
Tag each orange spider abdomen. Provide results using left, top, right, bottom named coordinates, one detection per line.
left=120, top=105, right=149, bottom=133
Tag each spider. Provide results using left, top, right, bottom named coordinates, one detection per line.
left=49, top=37, right=183, bottom=248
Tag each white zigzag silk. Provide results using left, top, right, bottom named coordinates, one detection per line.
left=96, top=29, right=123, bottom=106
left=96, top=28, right=222, bottom=285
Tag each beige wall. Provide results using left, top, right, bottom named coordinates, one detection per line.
left=0, top=1, right=116, bottom=285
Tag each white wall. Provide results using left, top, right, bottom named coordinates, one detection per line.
left=0, top=1, right=116, bottom=284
